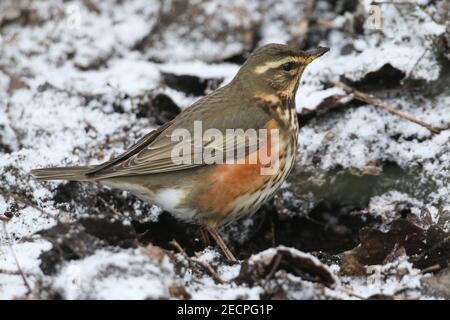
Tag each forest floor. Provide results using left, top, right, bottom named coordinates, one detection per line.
left=0, top=0, right=449, bottom=299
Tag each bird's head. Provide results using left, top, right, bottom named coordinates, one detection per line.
left=235, top=43, right=329, bottom=99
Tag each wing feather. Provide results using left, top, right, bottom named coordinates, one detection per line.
left=88, top=86, right=272, bottom=179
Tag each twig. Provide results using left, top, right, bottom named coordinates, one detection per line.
left=404, top=48, right=428, bottom=82
left=86, top=135, right=129, bottom=151
left=0, top=189, right=60, bottom=223
left=0, top=268, right=24, bottom=275
left=313, top=18, right=353, bottom=34
left=199, top=226, right=211, bottom=246
left=421, top=264, right=443, bottom=274
left=1, top=222, right=32, bottom=294
left=270, top=215, right=276, bottom=248
left=371, top=1, right=416, bottom=5
left=191, top=258, right=225, bottom=284
left=340, top=286, right=365, bottom=300
left=5, top=101, right=24, bottom=149
left=265, top=253, right=283, bottom=283
left=170, top=239, right=225, bottom=284
left=170, top=239, right=187, bottom=256
left=329, top=81, right=441, bottom=134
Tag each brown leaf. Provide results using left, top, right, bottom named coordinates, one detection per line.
left=339, top=253, right=366, bottom=276
left=350, top=160, right=384, bottom=176
left=237, top=247, right=335, bottom=287
left=0, top=67, right=29, bottom=93
left=344, top=218, right=450, bottom=270
left=141, top=245, right=168, bottom=264
left=422, top=268, right=450, bottom=299
left=315, top=94, right=347, bottom=111
left=83, top=0, right=101, bottom=14
left=169, top=286, right=191, bottom=300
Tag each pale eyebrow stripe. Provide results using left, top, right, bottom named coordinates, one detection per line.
left=254, top=57, right=299, bottom=74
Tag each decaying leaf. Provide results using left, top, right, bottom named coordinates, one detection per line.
left=0, top=67, right=29, bottom=93
left=237, top=246, right=335, bottom=288
left=422, top=268, right=450, bottom=299
left=349, top=160, right=384, bottom=177
left=339, top=253, right=366, bottom=277
left=343, top=218, right=450, bottom=270
left=0, top=0, right=449, bottom=300
left=141, top=244, right=169, bottom=264
left=38, top=223, right=104, bottom=275
left=169, top=286, right=192, bottom=300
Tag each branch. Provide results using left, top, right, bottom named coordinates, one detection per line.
left=170, top=239, right=225, bottom=284
left=329, top=81, right=441, bottom=134
left=2, top=223, right=32, bottom=294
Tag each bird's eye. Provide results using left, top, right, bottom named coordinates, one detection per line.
left=281, top=62, right=297, bottom=72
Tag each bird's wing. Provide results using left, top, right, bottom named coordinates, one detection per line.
left=87, top=88, right=273, bottom=179
left=85, top=120, right=172, bottom=177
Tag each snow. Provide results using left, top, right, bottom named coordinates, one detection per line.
left=297, top=87, right=346, bottom=111
left=55, top=58, right=161, bottom=96
left=296, top=0, right=446, bottom=112
left=337, top=257, right=423, bottom=299
left=0, top=0, right=449, bottom=300
left=50, top=248, right=175, bottom=300
left=0, top=239, right=52, bottom=299
left=159, top=61, right=239, bottom=85
left=367, top=191, right=424, bottom=223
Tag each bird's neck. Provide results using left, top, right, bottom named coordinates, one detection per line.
left=233, top=78, right=292, bottom=104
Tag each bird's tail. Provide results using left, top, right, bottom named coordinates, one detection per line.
left=30, top=166, right=93, bottom=181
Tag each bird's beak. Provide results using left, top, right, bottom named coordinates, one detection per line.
left=304, top=47, right=330, bottom=64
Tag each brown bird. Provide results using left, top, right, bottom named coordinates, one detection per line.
left=31, top=43, right=329, bottom=262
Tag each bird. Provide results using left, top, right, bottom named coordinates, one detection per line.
left=30, top=43, right=329, bottom=262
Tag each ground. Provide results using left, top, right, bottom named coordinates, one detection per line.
left=0, top=0, right=450, bottom=300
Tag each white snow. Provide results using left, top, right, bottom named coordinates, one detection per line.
left=0, top=0, right=448, bottom=300
left=0, top=239, right=52, bottom=299
left=51, top=248, right=175, bottom=299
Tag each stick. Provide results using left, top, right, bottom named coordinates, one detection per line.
left=170, top=239, right=225, bottom=284
left=169, top=239, right=188, bottom=257
left=340, top=286, right=365, bottom=300
left=2, top=223, right=32, bottom=294
left=313, top=18, right=353, bottom=34
left=421, top=264, right=443, bottom=274
left=0, top=268, right=26, bottom=275
left=191, top=258, right=225, bottom=284
left=329, top=81, right=441, bottom=134
left=265, top=253, right=283, bottom=282
left=87, top=135, right=129, bottom=151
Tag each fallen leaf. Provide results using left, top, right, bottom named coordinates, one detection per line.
left=237, top=246, right=335, bottom=287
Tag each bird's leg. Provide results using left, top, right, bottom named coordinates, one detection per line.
left=206, top=226, right=238, bottom=263
left=199, top=226, right=211, bottom=246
